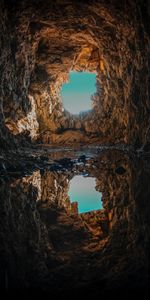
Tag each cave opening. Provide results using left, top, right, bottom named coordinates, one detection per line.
left=0, top=0, right=150, bottom=294
left=68, top=175, right=102, bottom=213
left=61, top=71, right=96, bottom=115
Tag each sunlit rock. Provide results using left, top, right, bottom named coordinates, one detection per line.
left=0, top=0, right=149, bottom=147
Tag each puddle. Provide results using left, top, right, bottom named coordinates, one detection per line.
left=68, top=175, right=102, bottom=213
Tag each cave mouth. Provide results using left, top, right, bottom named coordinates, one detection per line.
left=61, top=71, right=96, bottom=115
left=68, top=175, right=102, bottom=213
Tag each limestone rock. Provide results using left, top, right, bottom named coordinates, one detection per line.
left=0, top=0, right=149, bottom=148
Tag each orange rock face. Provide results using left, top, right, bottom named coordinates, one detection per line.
left=0, top=0, right=150, bottom=148
left=0, top=0, right=150, bottom=296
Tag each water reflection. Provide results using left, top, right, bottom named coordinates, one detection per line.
left=0, top=150, right=150, bottom=295
left=68, top=175, right=102, bottom=213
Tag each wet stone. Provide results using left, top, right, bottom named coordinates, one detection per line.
left=115, top=166, right=126, bottom=175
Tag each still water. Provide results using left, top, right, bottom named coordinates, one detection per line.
left=68, top=175, right=102, bottom=213
left=0, top=149, right=149, bottom=293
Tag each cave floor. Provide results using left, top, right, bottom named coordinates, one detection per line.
left=0, top=144, right=132, bottom=176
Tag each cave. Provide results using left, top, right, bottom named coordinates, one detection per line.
left=0, top=0, right=150, bottom=297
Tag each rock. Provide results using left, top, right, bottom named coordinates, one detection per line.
left=0, top=0, right=149, bottom=147
left=0, top=0, right=150, bottom=295
left=143, top=143, right=150, bottom=152
left=55, top=158, right=73, bottom=168
left=0, top=162, right=6, bottom=172
left=78, top=155, right=86, bottom=162
left=115, top=166, right=126, bottom=175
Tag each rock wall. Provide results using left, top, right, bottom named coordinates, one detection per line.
left=0, top=0, right=150, bottom=148
left=0, top=150, right=149, bottom=294
left=0, top=172, right=51, bottom=289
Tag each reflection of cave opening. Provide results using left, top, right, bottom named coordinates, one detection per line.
left=68, top=175, right=102, bottom=213
left=61, top=71, right=96, bottom=115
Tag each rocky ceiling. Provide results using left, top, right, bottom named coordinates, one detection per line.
left=0, top=0, right=150, bottom=148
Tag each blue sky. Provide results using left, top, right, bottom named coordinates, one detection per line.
left=68, top=175, right=102, bottom=213
left=61, top=71, right=96, bottom=114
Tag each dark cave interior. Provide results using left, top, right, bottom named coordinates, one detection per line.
left=0, top=0, right=150, bottom=297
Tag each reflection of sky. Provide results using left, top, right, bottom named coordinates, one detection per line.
left=68, top=175, right=102, bottom=213
left=61, top=71, right=96, bottom=114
